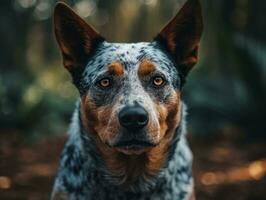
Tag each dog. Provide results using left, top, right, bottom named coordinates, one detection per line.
left=51, top=0, right=203, bottom=199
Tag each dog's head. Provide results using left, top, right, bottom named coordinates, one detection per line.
left=54, top=0, right=202, bottom=180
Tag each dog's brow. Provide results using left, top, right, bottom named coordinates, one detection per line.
left=138, top=60, right=156, bottom=78
left=108, top=61, right=124, bottom=76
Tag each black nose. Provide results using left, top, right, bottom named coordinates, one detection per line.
left=119, top=106, right=149, bottom=130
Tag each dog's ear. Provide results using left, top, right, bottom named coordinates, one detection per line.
left=54, top=2, right=104, bottom=73
left=155, top=0, right=203, bottom=76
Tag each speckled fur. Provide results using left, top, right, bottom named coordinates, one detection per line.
left=52, top=0, right=203, bottom=199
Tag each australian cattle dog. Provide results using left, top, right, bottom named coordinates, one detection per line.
left=51, top=0, right=203, bottom=199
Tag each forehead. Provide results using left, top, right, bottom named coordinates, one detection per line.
left=82, top=41, right=177, bottom=82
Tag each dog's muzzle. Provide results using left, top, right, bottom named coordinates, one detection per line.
left=114, top=105, right=153, bottom=155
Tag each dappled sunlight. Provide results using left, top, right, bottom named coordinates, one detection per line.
left=200, top=159, right=266, bottom=186
left=75, top=0, right=97, bottom=18
left=0, top=176, right=11, bottom=190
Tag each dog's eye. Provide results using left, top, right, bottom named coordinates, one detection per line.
left=99, top=78, right=111, bottom=88
left=152, top=76, right=165, bottom=87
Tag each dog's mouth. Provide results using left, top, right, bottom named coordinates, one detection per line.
left=113, top=139, right=156, bottom=155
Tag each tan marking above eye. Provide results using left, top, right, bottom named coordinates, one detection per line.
left=99, top=78, right=110, bottom=88
left=153, top=76, right=164, bottom=86
left=108, top=61, right=124, bottom=76
left=138, top=60, right=156, bottom=78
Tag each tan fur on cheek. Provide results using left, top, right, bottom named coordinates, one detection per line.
left=149, top=91, right=181, bottom=142
left=80, top=95, right=119, bottom=145
left=165, top=91, right=181, bottom=134
left=145, top=91, right=181, bottom=176
left=80, top=95, right=98, bottom=133
left=156, top=103, right=168, bottom=138
left=80, top=96, right=131, bottom=181
left=94, top=106, right=120, bottom=145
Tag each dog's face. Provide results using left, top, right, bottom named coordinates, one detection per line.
left=54, top=1, right=202, bottom=157
left=79, top=42, right=181, bottom=155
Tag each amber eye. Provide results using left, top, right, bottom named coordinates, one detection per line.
left=152, top=76, right=165, bottom=87
left=99, top=78, right=111, bottom=88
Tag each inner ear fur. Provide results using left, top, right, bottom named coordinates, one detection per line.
left=54, top=2, right=104, bottom=72
left=155, top=0, right=203, bottom=76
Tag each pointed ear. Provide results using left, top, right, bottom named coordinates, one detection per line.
left=155, top=0, right=203, bottom=76
left=54, top=2, right=104, bottom=73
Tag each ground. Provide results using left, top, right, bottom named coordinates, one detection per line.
left=0, top=131, right=265, bottom=200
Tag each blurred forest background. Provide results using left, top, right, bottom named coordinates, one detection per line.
left=0, top=0, right=266, bottom=199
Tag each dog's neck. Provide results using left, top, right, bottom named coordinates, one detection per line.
left=62, top=101, right=193, bottom=196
